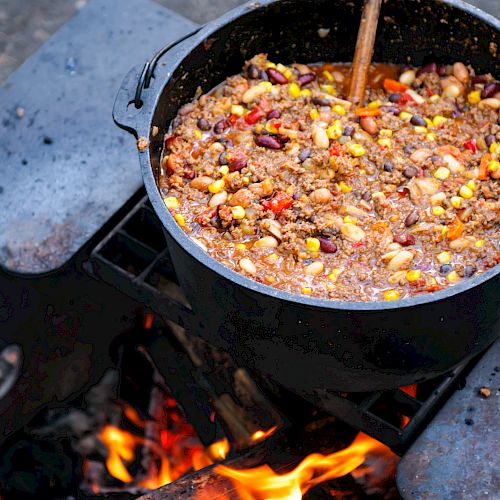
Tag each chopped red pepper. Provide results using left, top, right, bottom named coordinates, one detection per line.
left=244, top=106, right=266, bottom=125
left=228, top=114, right=238, bottom=125
left=463, top=139, right=478, bottom=154
left=329, top=143, right=345, bottom=157
left=478, top=153, right=492, bottom=180
left=164, top=135, right=178, bottom=149
left=383, top=78, right=409, bottom=93
left=447, top=218, right=465, bottom=241
left=355, top=107, right=381, bottom=117
left=261, top=191, right=294, bottom=214
left=425, top=87, right=435, bottom=96
left=398, top=92, right=415, bottom=107
left=351, top=242, right=364, bottom=248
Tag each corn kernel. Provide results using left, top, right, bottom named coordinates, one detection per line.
left=377, top=138, right=392, bottom=148
left=339, top=181, right=352, bottom=193
left=459, top=185, right=473, bottom=199
left=288, top=82, right=301, bottom=98
left=466, top=180, right=476, bottom=190
left=406, top=270, right=422, bottom=282
left=309, top=108, right=320, bottom=120
left=490, top=142, right=498, bottom=153
left=242, top=176, right=250, bottom=185
left=260, top=81, right=273, bottom=92
left=432, top=206, right=446, bottom=216
left=306, top=237, right=321, bottom=252
left=323, top=70, right=334, bottom=82
left=399, top=111, right=413, bottom=122
left=474, top=239, right=485, bottom=248
left=389, top=215, right=399, bottom=222
left=164, top=196, right=179, bottom=209
left=450, top=196, right=463, bottom=209
left=426, top=132, right=436, bottom=142
left=368, top=99, right=381, bottom=109
left=300, top=89, right=312, bottom=97
left=265, top=61, right=276, bottom=69
left=414, top=126, right=428, bottom=134
left=231, top=206, right=246, bottom=219
left=347, top=143, right=365, bottom=157
left=327, top=120, right=343, bottom=140
left=174, top=213, right=186, bottom=226
left=379, top=128, right=393, bottom=138
left=319, top=84, right=336, bottom=95
left=383, top=289, right=400, bottom=301
left=332, top=104, right=345, bottom=115
left=436, top=251, right=451, bottom=264
left=424, top=117, right=433, bottom=128
left=433, top=166, right=450, bottom=180
left=343, top=215, right=357, bottom=224
left=488, top=160, right=499, bottom=172
left=429, top=94, right=441, bottom=103
left=467, top=90, right=481, bottom=104
left=235, top=243, right=247, bottom=251
left=194, top=129, right=203, bottom=139
left=266, top=252, right=278, bottom=262
left=265, top=122, right=279, bottom=134
left=283, top=68, right=293, bottom=80
left=301, top=287, right=313, bottom=295
left=328, top=268, right=342, bottom=282
left=433, top=115, right=448, bottom=127
left=230, top=104, right=245, bottom=116
left=208, top=179, right=225, bottom=194
left=255, top=123, right=264, bottom=134
left=446, top=270, right=460, bottom=283
left=276, top=63, right=287, bottom=73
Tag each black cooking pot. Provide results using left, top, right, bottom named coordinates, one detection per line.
left=113, top=0, right=500, bottom=394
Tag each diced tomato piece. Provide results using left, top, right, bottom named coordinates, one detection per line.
left=329, top=143, right=345, bottom=157
left=447, top=218, right=465, bottom=241
left=164, top=135, right=178, bottom=149
left=425, top=87, right=435, bottom=96
left=229, top=114, right=238, bottom=125
left=355, top=107, right=381, bottom=117
left=398, top=92, right=415, bottom=107
left=261, top=191, right=294, bottom=214
left=437, top=145, right=462, bottom=159
left=383, top=78, right=409, bottom=93
left=463, top=139, right=478, bottom=154
left=244, top=106, right=266, bottom=125
left=351, top=242, right=364, bottom=248
left=258, top=97, right=272, bottom=113
left=478, top=153, right=492, bottom=180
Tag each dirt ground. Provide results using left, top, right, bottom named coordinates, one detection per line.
left=0, top=0, right=499, bottom=84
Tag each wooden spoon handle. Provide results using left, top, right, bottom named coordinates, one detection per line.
left=348, top=0, right=383, bottom=105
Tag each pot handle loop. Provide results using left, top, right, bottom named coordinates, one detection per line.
left=113, top=26, right=203, bottom=137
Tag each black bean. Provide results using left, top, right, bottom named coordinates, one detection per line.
left=383, top=160, right=394, bottom=172
left=214, top=119, right=229, bottom=134
left=472, top=74, right=488, bottom=84
left=267, top=109, right=281, bottom=120
left=318, top=237, right=338, bottom=254
left=299, top=148, right=311, bottom=162
left=343, top=125, right=355, bottom=137
left=362, top=190, right=372, bottom=201
left=197, top=118, right=211, bottom=131
left=298, top=73, right=316, bottom=86
left=410, top=115, right=426, bottom=126
left=481, top=81, right=500, bottom=99
left=381, top=105, right=400, bottom=115
left=254, top=134, right=283, bottom=149
left=267, top=68, right=288, bottom=85
left=219, top=152, right=228, bottom=165
left=388, top=93, right=401, bottom=103
left=404, top=211, right=419, bottom=227
left=312, top=97, right=332, bottom=107
left=430, top=155, right=440, bottom=162
left=247, top=64, right=260, bottom=79
left=464, top=265, right=476, bottom=278
left=485, top=134, right=496, bottom=147
left=260, top=70, right=269, bottom=81
left=439, top=264, right=453, bottom=275
left=403, top=165, right=419, bottom=178
left=403, top=145, right=413, bottom=154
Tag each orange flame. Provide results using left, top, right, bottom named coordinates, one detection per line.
left=215, top=433, right=388, bottom=500
left=192, top=438, right=230, bottom=471
left=251, top=426, right=277, bottom=443
left=100, top=425, right=138, bottom=483
left=400, top=384, right=417, bottom=427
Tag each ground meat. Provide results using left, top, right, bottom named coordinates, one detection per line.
left=159, top=55, right=499, bottom=301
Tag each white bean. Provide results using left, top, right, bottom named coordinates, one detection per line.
left=387, top=250, right=414, bottom=271
left=452, top=62, right=469, bottom=83
left=399, top=69, right=416, bottom=86
left=479, top=98, right=500, bottom=109
left=239, top=258, right=257, bottom=274
left=208, top=191, right=228, bottom=207
left=254, top=236, right=279, bottom=248
left=312, top=126, right=330, bottom=149
left=305, top=261, right=324, bottom=275
left=340, top=223, right=366, bottom=242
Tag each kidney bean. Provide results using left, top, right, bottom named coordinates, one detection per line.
left=255, top=134, right=283, bottom=149
left=343, top=125, right=355, bottom=137
left=417, top=62, right=437, bottom=76
left=404, top=211, right=419, bottom=227
left=403, top=165, right=419, bottom=178
left=485, top=134, right=496, bottom=147
left=312, top=97, right=332, bottom=107
left=266, top=109, right=281, bottom=120
left=276, top=134, right=290, bottom=144
left=197, top=118, right=211, bottom=131
left=393, top=233, right=416, bottom=247
left=298, top=73, right=316, bottom=86
left=299, top=148, right=311, bottom=162
left=183, top=164, right=195, bottom=179
left=318, top=237, right=338, bottom=254
left=247, top=64, right=260, bottom=79
left=410, top=115, right=426, bottom=126
left=267, top=68, right=288, bottom=84
left=214, top=119, right=229, bottom=134
left=360, top=116, right=378, bottom=135
left=383, top=160, right=394, bottom=172
left=228, top=158, right=247, bottom=172
left=481, top=81, right=500, bottom=99
left=437, top=64, right=447, bottom=76
left=472, top=74, right=488, bottom=84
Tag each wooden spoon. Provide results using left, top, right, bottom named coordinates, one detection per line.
left=348, top=0, right=383, bottom=105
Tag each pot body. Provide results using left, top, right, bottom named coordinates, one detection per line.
left=115, top=0, right=500, bottom=392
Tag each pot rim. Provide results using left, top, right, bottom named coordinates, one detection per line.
left=141, top=0, right=500, bottom=313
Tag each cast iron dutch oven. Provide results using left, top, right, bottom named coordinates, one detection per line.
left=113, top=0, right=500, bottom=395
